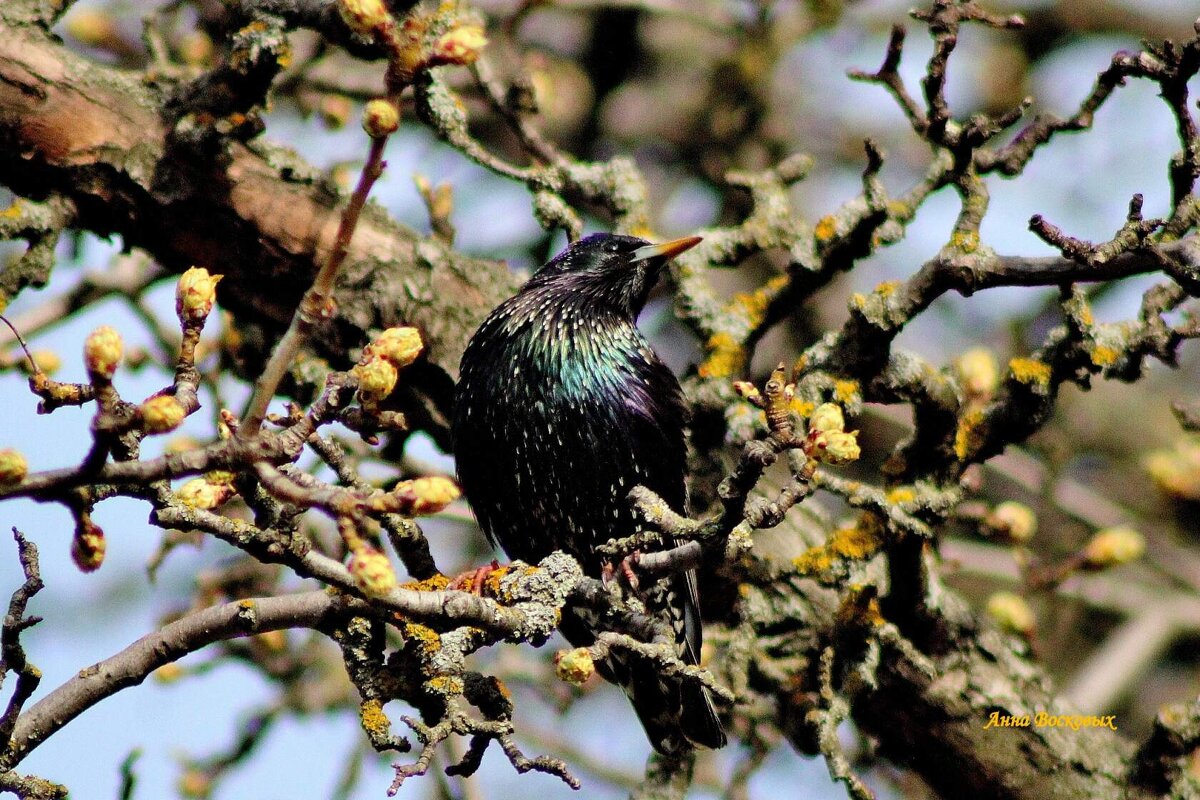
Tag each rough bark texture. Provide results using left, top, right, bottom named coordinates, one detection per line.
left=2, top=3, right=1198, bottom=799
left=0, top=17, right=520, bottom=389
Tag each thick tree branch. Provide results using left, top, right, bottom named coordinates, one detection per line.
left=0, top=12, right=519, bottom=393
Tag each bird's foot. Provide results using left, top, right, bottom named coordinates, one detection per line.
left=449, top=559, right=502, bottom=595
left=601, top=551, right=642, bottom=593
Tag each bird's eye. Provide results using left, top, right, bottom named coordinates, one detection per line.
left=604, top=241, right=620, bottom=254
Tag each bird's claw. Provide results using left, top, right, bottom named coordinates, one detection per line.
left=602, top=551, right=642, bottom=593
left=449, top=559, right=502, bottom=595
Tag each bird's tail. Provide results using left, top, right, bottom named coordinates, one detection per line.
left=560, top=569, right=727, bottom=756
left=626, top=664, right=726, bottom=756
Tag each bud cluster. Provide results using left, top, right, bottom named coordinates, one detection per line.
left=806, top=402, right=861, bottom=465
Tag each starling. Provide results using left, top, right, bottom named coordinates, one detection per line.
left=452, top=232, right=726, bottom=755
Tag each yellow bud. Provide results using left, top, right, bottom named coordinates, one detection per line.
left=175, top=478, right=231, bottom=510
left=141, top=395, right=187, bottom=434
left=65, top=8, right=118, bottom=46
left=1082, top=526, right=1145, bottom=569
left=1143, top=440, right=1200, bottom=501
left=815, top=430, right=861, bottom=465
left=395, top=476, right=461, bottom=515
left=253, top=630, right=288, bottom=652
left=71, top=520, right=106, bottom=573
left=204, top=470, right=237, bottom=486
left=555, top=647, right=595, bottom=685
left=337, top=0, right=391, bottom=36
left=319, top=94, right=353, bottom=129
left=985, top=501, right=1037, bottom=544
left=808, top=402, right=845, bottom=434
left=176, top=266, right=222, bottom=324
left=429, top=25, right=488, bottom=66
left=84, top=326, right=123, bottom=380
left=348, top=547, right=398, bottom=597
left=956, top=347, right=998, bottom=398
left=362, top=99, right=400, bottom=137
left=179, top=31, right=214, bottom=66
left=353, top=357, right=399, bottom=402
left=165, top=435, right=202, bottom=455
left=0, top=448, right=28, bottom=485
left=366, top=326, right=423, bottom=368
left=986, top=591, right=1035, bottom=635
left=178, top=768, right=211, bottom=799
left=731, top=381, right=760, bottom=402
left=153, top=662, right=185, bottom=684
left=17, top=349, right=62, bottom=376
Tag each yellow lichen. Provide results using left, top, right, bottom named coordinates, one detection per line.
left=885, top=487, right=916, bottom=504
left=793, top=516, right=884, bottom=575
left=730, top=288, right=770, bottom=330
left=790, top=398, right=815, bottom=417
left=793, top=546, right=834, bottom=575
left=827, top=516, right=884, bottom=559
left=874, top=280, right=901, bottom=297
left=836, top=585, right=884, bottom=629
left=698, top=331, right=745, bottom=379
left=401, top=622, right=442, bottom=656
left=482, top=565, right=514, bottom=598
left=359, top=698, right=391, bottom=736
left=1090, top=345, right=1118, bottom=367
left=954, top=408, right=985, bottom=460
left=1008, top=357, right=1051, bottom=387
left=400, top=574, right=451, bottom=592
left=427, top=675, right=465, bottom=695
left=833, top=379, right=859, bottom=404
left=949, top=230, right=980, bottom=253
left=814, top=215, right=838, bottom=242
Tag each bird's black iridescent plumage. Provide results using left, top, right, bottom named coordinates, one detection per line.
left=452, top=232, right=725, bottom=754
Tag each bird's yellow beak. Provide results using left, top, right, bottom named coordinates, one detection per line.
left=630, top=236, right=702, bottom=262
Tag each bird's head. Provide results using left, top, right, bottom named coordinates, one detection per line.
left=527, top=233, right=702, bottom=316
